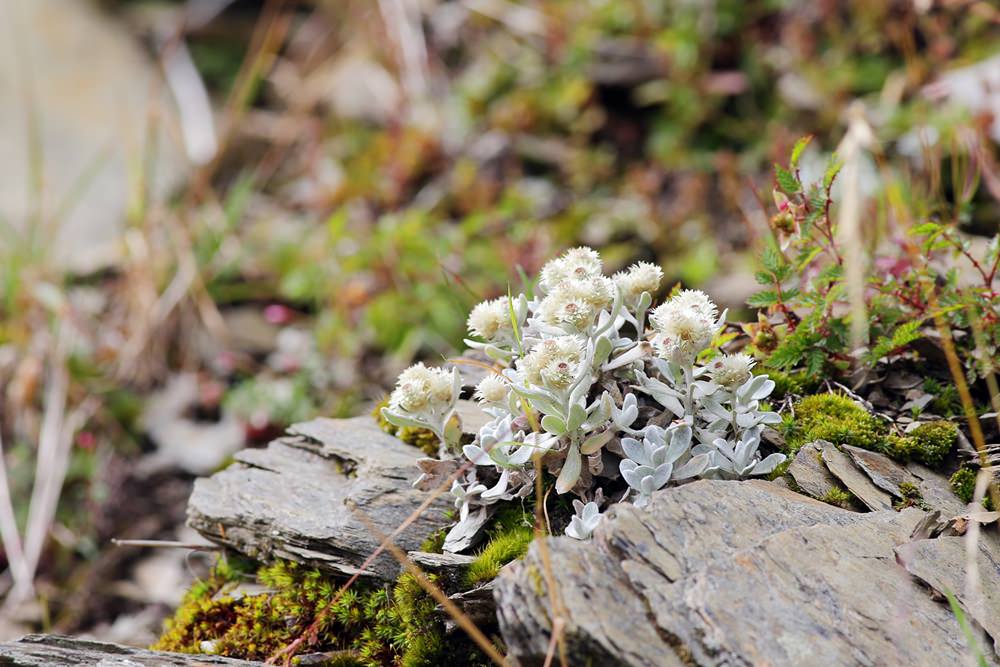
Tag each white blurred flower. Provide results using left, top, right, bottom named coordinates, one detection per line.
left=518, top=336, right=585, bottom=390
left=475, top=375, right=509, bottom=404
left=467, top=297, right=513, bottom=341
left=539, top=247, right=603, bottom=293
left=709, top=353, right=755, bottom=390
left=614, top=261, right=662, bottom=305
left=650, top=291, right=719, bottom=365
left=389, top=363, right=455, bottom=413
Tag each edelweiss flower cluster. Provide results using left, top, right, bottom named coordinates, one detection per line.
left=382, top=247, right=786, bottom=550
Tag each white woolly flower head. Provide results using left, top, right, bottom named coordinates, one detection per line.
left=467, top=297, right=513, bottom=341
left=708, top=353, right=755, bottom=390
left=475, top=374, right=509, bottom=405
left=650, top=290, right=720, bottom=364
left=518, top=336, right=585, bottom=390
left=537, top=276, right=614, bottom=331
left=389, top=363, right=455, bottom=413
left=539, top=247, right=603, bottom=293
left=668, top=289, right=718, bottom=320
left=614, top=261, right=663, bottom=304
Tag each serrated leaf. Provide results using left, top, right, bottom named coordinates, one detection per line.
left=774, top=164, right=799, bottom=193
left=790, top=135, right=812, bottom=168
left=747, top=290, right=779, bottom=308
left=823, top=156, right=843, bottom=189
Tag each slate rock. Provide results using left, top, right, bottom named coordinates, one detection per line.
left=0, top=635, right=262, bottom=666
left=898, top=534, right=1000, bottom=655
left=187, top=417, right=452, bottom=581
left=842, top=444, right=917, bottom=497
left=821, top=441, right=894, bottom=511
left=495, top=479, right=998, bottom=667
left=787, top=440, right=840, bottom=498
left=908, top=461, right=968, bottom=518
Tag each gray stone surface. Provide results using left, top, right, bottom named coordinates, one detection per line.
left=0, top=634, right=262, bottom=666
left=0, top=0, right=188, bottom=273
left=822, top=441, right=894, bottom=511
left=187, top=417, right=452, bottom=581
left=842, top=444, right=917, bottom=497
left=898, top=534, right=1000, bottom=655
left=495, top=479, right=998, bottom=667
left=787, top=440, right=839, bottom=498
left=909, top=461, right=968, bottom=518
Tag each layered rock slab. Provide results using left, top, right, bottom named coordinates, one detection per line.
left=0, top=635, right=262, bottom=666
left=187, top=417, right=452, bottom=580
left=496, top=479, right=997, bottom=667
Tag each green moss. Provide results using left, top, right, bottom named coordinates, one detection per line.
left=373, top=398, right=439, bottom=456
left=894, top=481, right=927, bottom=510
left=948, top=467, right=995, bottom=510
left=763, top=368, right=820, bottom=399
left=154, top=555, right=484, bottom=666
left=819, top=487, right=853, bottom=509
left=907, top=421, right=957, bottom=467
left=464, top=508, right=534, bottom=587
left=950, top=467, right=977, bottom=503
left=784, top=393, right=886, bottom=454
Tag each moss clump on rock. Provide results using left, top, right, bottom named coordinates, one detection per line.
left=763, top=368, right=820, bottom=399
left=784, top=394, right=957, bottom=468
left=949, top=467, right=995, bottom=510
left=464, top=508, right=534, bottom=588
left=784, top=393, right=886, bottom=454
left=154, top=556, right=482, bottom=666
left=906, top=421, right=957, bottom=467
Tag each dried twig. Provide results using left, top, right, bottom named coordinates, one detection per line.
left=0, top=430, right=30, bottom=596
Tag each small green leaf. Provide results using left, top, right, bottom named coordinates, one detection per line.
left=541, top=414, right=566, bottom=435
left=823, top=156, right=843, bottom=189
left=775, top=164, right=799, bottom=193
left=790, top=135, right=813, bottom=168
left=567, top=403, right=588, bottom=432
left=747, top=290, right=779, bottom=308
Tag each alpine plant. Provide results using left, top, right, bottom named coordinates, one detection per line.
left=382, top=247, right=785, bottom=550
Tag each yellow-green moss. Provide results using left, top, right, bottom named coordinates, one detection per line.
left=907, top=421, right=957, bottom=467
left=950, top=467, right=995, bottom=510
left=784, top=393, right=886, bottom=454
left=464, top=508, right=534, bottom=588
left=784, top=394, right=956, bottom=468
left=373, top=398, right=439, bottom=456
left=154, top=556, right=486, bottom=666
left=819, top=487, right=853, bottom=509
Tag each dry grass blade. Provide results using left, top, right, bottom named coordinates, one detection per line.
left=0, top=430, right=30, bottom=597
left=532, top=453, right=568, bottom=667
left=349, top=502, right=508, bottom=667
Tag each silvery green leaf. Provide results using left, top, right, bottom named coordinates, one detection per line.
left=751, top=452, right=786, bottom=476
left=621, top=437, right=646, bottom=463
left=541, top=414, right=566, bottom=435
left=651, top=462, right=674, bottom=489
left=594, top=335, right=613, bottom=367
left=713, top=437, right=736, bottom=460
left=637, top=291, right=652, bottom=311
left=700, top=397, right=731, bottom=421
left=692, top=381, right=719, bottom=399
left=613, top=392, right=639, bottom=428
left=643, top=425, right=667, bottom=448
left=619, top=460, right=650, bottom=489
left=675, top=453, right=711, bottom=479
left=736, top=411, right=760, bottom=428
left=758, top=411, right=782, bottom=424
left=639, top=475, right=655, bottom=496
left=381, top=408, right=431, bottom=432
left=567, top=403, right=588, bottom=432
left=463, top=444, right=493, bottom=466
left=738, top=375, right=775, bottom=402
left=584, top=392, right=613, bottom=430
left=556, top=443, right=582, bottom=494
left=507, top=443, right=534, bottom=465
left=581, top=429, right=613, bottom=455
left=481, top=469, right=511, bottom=500
left=634, top=373, right=685, bottom=417
left=664, top=430, right=690, bottom=464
